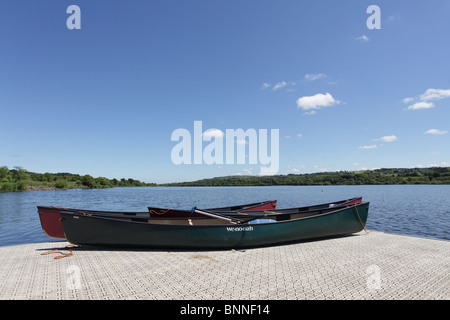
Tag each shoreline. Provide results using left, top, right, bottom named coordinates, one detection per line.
left=1, top=166, right=449, bottom=193
left=0, top=183, right=448, bottom=194
left=26, top=185, right=89, bottom=192
left=1, top=185, right=154, bottom=193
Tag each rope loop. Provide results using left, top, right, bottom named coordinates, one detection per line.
left=41, top=245, right=79, bottom=259
left=149, top=208, right=171, bottom=216
left=354, top=204, right=372, bottom=234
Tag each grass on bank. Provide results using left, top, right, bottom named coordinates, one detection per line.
left=0, top=166, right=156, bottom=192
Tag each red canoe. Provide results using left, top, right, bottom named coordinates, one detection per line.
left=147, top=197, right=362, bottom=218
left=37, top=200, right=277, bottom=239
left=148, top=200, right=278, bottom=218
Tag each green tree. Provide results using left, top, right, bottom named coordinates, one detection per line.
left=81, top=175, right=96, bottom=188
left=11, top=166, right=29, bottom=181
left=95, top=177, right=111, bottom=187
left=0, top=166, right=9, bottom=180
left=55, top=179, right=68, bottom=189
left=43, top=172, right=52, bottom=182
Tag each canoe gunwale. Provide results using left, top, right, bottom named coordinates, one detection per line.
left=60, top=201, right=370, bottom=228
left=146, top=197, right=362, bottom=217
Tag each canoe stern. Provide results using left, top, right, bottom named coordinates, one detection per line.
left=37, top=206, right=66, bottom=239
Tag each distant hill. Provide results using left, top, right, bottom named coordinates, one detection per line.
left=0, top=165, right=156, bottom=192
left=2, top=165, right=449, bottom=192
left=162, top=167, right=450, bottom=186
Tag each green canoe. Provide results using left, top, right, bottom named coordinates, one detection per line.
left=59, top=202, right=370, bottom=249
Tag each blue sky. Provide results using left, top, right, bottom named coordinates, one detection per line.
left=1, top=0, right=449, bottom=184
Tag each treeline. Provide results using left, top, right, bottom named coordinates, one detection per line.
left=164, top=167, right=450, bottom=186
left=0, top=166, right=156, bottom=192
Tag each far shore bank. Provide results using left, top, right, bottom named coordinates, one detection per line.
left=26, top=185, right=89, bottom=192
left=1, top=166, right=449, bottom=193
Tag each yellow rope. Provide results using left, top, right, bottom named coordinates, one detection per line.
left=354, top=204, right=372, bottom=234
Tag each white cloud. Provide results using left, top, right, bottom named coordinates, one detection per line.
left=273, top=81, right=287, bottom=91
left=419, top=88, right=450, bottom=101
left=327, top=80, right=341, bottom=85
left=407, top=101, right=435, bottom=110
left=424, top=129, right=448, bottom=135
left=359, top=135, right=397, bottom=150
left=202, top=129, right=224, bottom=139
left=356, top=35, right=370, bottom=42
left=404, top=88, right=450, bottom=110
left=234, top=167, right=254, bottom=176
left=304, top=73, right=326, bottom=81
left=421, top=162, right=450, bottom=168
left=261, top=83, right=271, bottom=90
left=284, top=135, right=291, bottom=139
left=297, top=134, right=303, bottom=138
left=296, top=92, right=340, bottom=111
left=402, top=97, right=414, bottom=104
left=374, top=135, right=398, bottom=143
left=359, top=145, right=378, bottom=150
left=259, top=166, right=278, bottom=176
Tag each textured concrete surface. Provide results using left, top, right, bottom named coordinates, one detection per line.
left=0, top=231, right=448, bottom=300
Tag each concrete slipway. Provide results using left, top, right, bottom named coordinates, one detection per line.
left=0, top=231, right=448, bottom=300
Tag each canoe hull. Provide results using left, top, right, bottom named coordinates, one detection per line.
left=60, top=202, right=370, bottom=249
left=37, top=200, right=277, bottom=239
left=37, top=206, right=150, bottom=239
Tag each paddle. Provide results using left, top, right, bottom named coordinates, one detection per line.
left=191, top=207, right=275, bottom=225
left=191, top=207, right=244, bottom=224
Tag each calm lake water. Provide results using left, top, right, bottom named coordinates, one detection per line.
left=0, top=185, right=449, bottom=247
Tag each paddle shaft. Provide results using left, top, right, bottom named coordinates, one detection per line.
left=192, top=207, right=251, bottom=224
